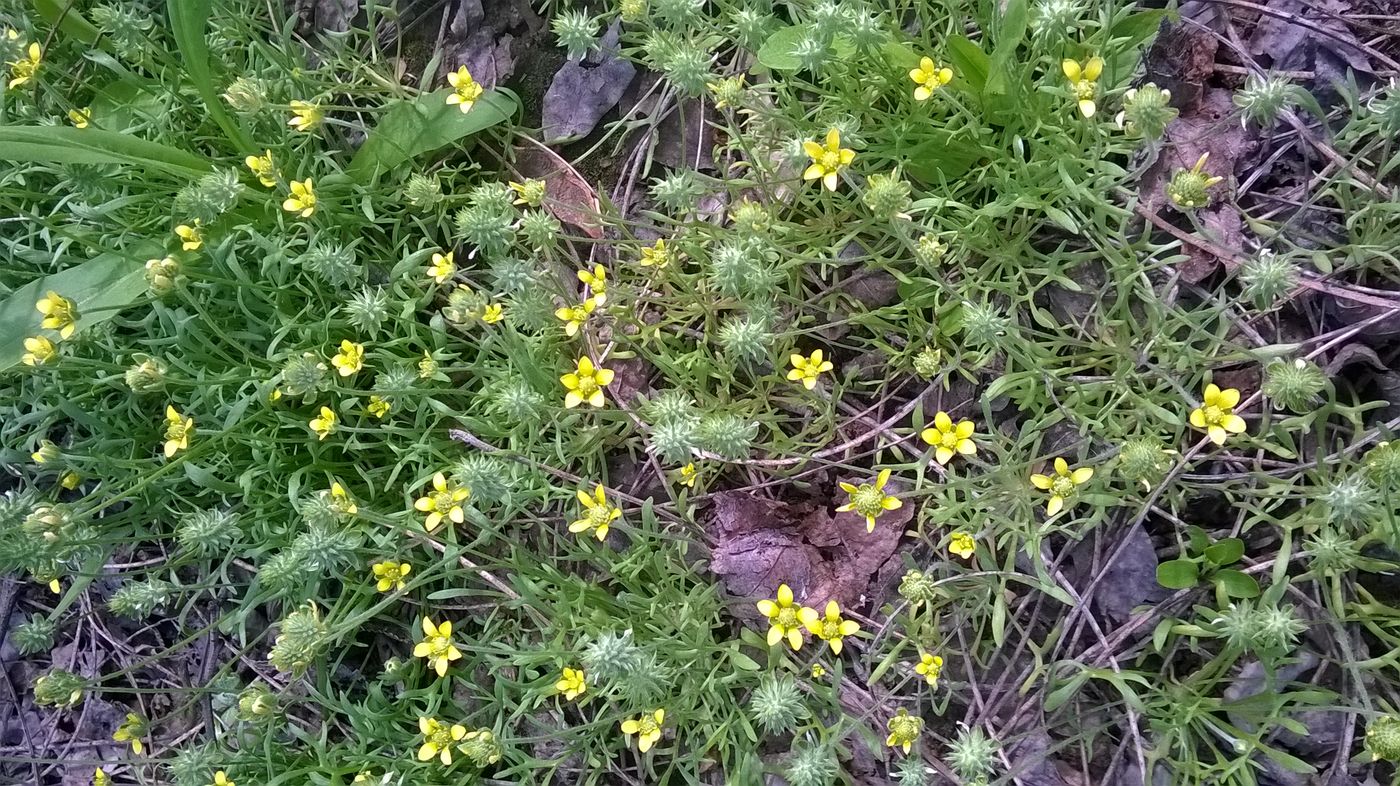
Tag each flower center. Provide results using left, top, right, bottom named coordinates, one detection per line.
left=428, top=638, right=451, bottom=657
left=940, top=432, right=959, bottom=448
left=819, top=619, right=841, bottom=639
left=637, top=717, right=659, bottom=736
left=1051, top=477, right=1076, bottom=498
left=821, top=151, right=841, bottom=170
left=431, top=491, right=456, bottom=510
left=576, top=376, right=599, bottom=396
left=853, top=485, right=884, bottom=513
left=428, top=727, right=453, bottom=747
left=588, top=506, right=612, bottom=527
left=776, top=607, right=799, bottom=629
left=1074, top=80, right=1095, bottom=100
left=1203, top=405, right=1224, bottom=425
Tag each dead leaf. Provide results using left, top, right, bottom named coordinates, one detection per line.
left=514, top=142, right=604, bottom=238
left=1247, top=0, right=1373, bottom=79
left=1143, top=4, right=1223, bottom=114
left=542, top=23, right=636, bottom=143
left=442, top=0, right=535, bottom=90
left=1068, top=523, right=1168, bottom=626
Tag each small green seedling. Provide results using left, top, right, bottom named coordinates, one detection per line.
left=1156, top=526, right=1260, bottom=603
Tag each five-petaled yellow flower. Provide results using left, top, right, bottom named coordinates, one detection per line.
left=639, top=238, right=671, bottom=269
left=417, top=716, right=467, bottom=764
left=1062, top=57, right=1104, bottom=118
left=799, top=600, right=860, bottom=655
left=330, top=481, right=358, bottom=515
left=413, top=617, right=462, bottom=677
left=948, top=531, right=976, bottom=559
left=678, top=463, right=697, bottom=488
left=481, top=303, right=505, bottom=324
left=112, top=712, right=146, bottom=754
left=36, top=291, right=78, bottom=339
left=909, top=57, right=953, bottom=101
left=578, top=264, right=608, bottom=304
left=68, top=107, right=91, bottom=128
left=757, top=583, right=808, bottom=651
left=309, top=406, right=337, bottom=440
left=287, top=100, right=322, bottom=131
left=175, top=222, right=203, bottom=251
left=245, top=151, right=277, bottom=187
left=802, top=128, right=856, bottom=192
left=886, top=709, right=923, bottom=754
left=569, top=484, right=621, bottom=541
left=427, top=251, right=455, bottom=284
left=1190, top=383, right=1247, bottom=445
left=1029, top=458, right=1093, bottom=516
left=787, top=349, right=834, bottom=390
left=367, top=395, right=391, bottom=419
left=555, top=667, right=587, bottom=701
left=921, top=411, right=977, bottom=465
left=561, top=356, right=614, bottom=408
left=837, top=468, right=902, bottom=532
left=163, top=405, right=194, bottom=457
left=415, top=472, right=470, bottom=531
left=371, top=560, right=411, bottom=592
left=620, top=709, right=665, bottom=753
left=446, top=65, right=484, bottom=113
left=555, top=297, right=598, bottom=337
left=283, top=178, right=317, bottom=217
left=914, top=653, right=944, bottom=687
left=331, top=339, right=365, bottom=376
left=22, top=336, right=56, bottom=366
left=8, top=42, right=41, bottom=89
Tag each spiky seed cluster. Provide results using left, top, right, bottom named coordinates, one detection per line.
left=108, top=578, right=175, bottom=619
left=653, top=0, right=704, bottom=27
left=730, top=7, right=774, bottom=50
left=174, top=169, right=244, bottom=224
left=808, top=1, right=846, bottom=39
left=582, top=630, right=645, bottom=682
left=645, top=390, right=701, bottom=463
left=1368, top=716, right=1400, bottom=762
left=846, top=8, right=884, bottom=52
left=1033, top=0, right=1083, bottom=36
left=344, top=287, right=389, bottom=335
left=661, top=41, right=712, bottom=95
left=717, top=313, right=775, bottom=365
left=784, top=744, right=839, bottom=786
left=1261, top=358, right=1325, bottom=412
left=1369, top=80, right=1400, bottom=133
left=12, top=614, right=57, bottom=655
left=1116, top=83, right=1176, bottom=139
left=455, top=201, right=516, bottom=260
left=519, top=210, right=562, bottom=250
left=895, top=759, right=931, bottom=786
left=177, top=509, right=241, bottom=557
left=405, top=173, right=443, bottom=208
left=268, top=603, right=330, bottom=675
left=33, top=669, right=85, bottom=707
left=697, top=413, right=758, bottom=459
left=490, top=256, right=534, bottom=292
left=552, top=9, right=598, bottom=61
left=280, top=352, right=329, bottom=399
left=1238, top=250, right=1296, bottom=308
left=373, top=366, right=417, bottom=405
left=1304, top=528, right=1358, bottom=576
left=1320, top=474, right=1378, bottom=529
left=452, top=455, right=515, bottom=504
left=961, top=302, right=1010, bottom=349
left=167, top=743, right=219, bottom=786
left=1213, top=601, right=1306, bottom=656
left=898, top=569, right=940, bottom=605
left=651, top=170, right=704, bottom=212
left=300, top=242, right=363, bottom=288
left=862, top=172, right=912, bottom=219
left=947, top=725, right=999, bottom=781
left=124, top=356, right=169, bottom=393
left=709, top=240, right=777, bottom=299
left=492, top=379, right=548, bottom=424
left=1366, top=442, right=1400, bottom=489
left=750, top=674, right=807, bottom=734
left=1118, top=437, right=1173, bottom=489
left=1234, top=74, right=1297, bottom=126
left=91, top=3, right=155, bottom=58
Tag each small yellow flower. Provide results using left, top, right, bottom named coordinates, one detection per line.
left=1062, top=57, right=1104, bottom=118
left=480, top=302, right=505, bottom=324
left=329, top=481, right=358, bottom=515
left=639, top=238, right=671, bottom=269
left=309, top=406, right=337, bottom=440
left=554, top=297, right=598, bottom=337
left=1190, top=383, right=1247, bottom=445
left=948, top=531, right=976, bottom=559
left=427, top=251, right=455, bottom=284
left=414, top=472, right=470, bottom=531
left=555, top=667, right=587, bottom=701
left=446, top=65, right=484, bottom=113
left=287, top=100, right=323, bottom=131
left=22, top=336, right=56, bottom=366
left=508, top=178, right=545, bottom=206
left=31, top=439, right=58, bottom=464
left=36, top=291, right=78, bottom=339
left=95, top=768, right=109, bottom=786
left=706, top=74, right=746, bottom=108
left=799, top=599, right=860, bottom=655
left=283, top=178, right=317, bottom=217
left=569, top=484, right=621, bottom=541
left=787, top=349, right=834, bottom=390
left=413, top=617, right=463, bottom=677
left=367, top=395, right=391, bottom=419
left=175, top=222, right=203, bottom=251
left=837, top=468, right=902, bottom=532
left=577, top=264, right=608, bottom=304
left=163, top=405, right=194, bottom=458
left=908, top=57, right=953, bottom=101
left=914, top=653, right=944, bottom=687
left=417, top=716, right=467, bottom=764
left=678, top=463, right=698, bottom=488
left=331, top=339, right=365, bottom=377
left=112, top=712, right=146, bottom=755
left=371, top=560, right=411, bottom=592
left=245, top=151, right=277, bottom=187
left=561, top=356, right=614, bottom=408
left=802, top=128, right=856, bottom=192
left=210, top=772, right=235, bottom=786
left=920, top=411, right=977, bottom=465
left=885, top=709, right=923, bottom=754
left=418, top=352, right=439, bottom=379
left=620, top=709, right=665, bottom=753
left=8, top=42, right=41, bottom=89
left=810, top=663, right=827, bottom=679
left=68, top=107, right=91, bottom=128
left=61, top=472, right=80, bottom=490
left=1029, top=458, right=1094, bottom=516
left=757, top=583, right=809, bottom=651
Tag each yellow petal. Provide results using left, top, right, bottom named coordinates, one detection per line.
left=1190, top=408, right=1207, bottom=428
left=621, top=719, right=640, bottom=734
left=1054, top=457, right=1069, bottom=476
left=1030, top=473, right=1052, bottom=490
left=1083, top=56, right=1103, bottom=81
left=1218, top=387, right=1241, bottom=408
left=913, top=85, right=932, bottom=101
left=778, top=583, right=793, bottom=605
left=1071, top=467, right=1094, bottom=484
left=787, top=628, right=804, bottom=651
left=823, top=171, right=839, bottom=191
left=756, top=599, right=777, bottom=617
left=802, top=163, right=825, bottom=181
left=1223, top=414, right=1246, bottom=433
left=1061, top=59, right=1082, bottom=82
left=1208, top=425, right=1227, bottom=445
left=1046, top=496, right=1064, bottom=516
left=798, top=607, right=820, bottom=628
left=825, top=128, right=840, bottom=150
left=935, top=447, right=954, bottom=465
left=934, top=411, right=953, bottom=432
left=1078, top=99, right=1097, bottom=118
left=417, top=743, right=436, bottom=761
left=802, top=141, right=825, bottom=159
left=766, top=625, right=783, bottom=647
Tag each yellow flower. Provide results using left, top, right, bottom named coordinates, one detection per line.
left=371, top=560, right=411, bottom=592
left=282, top=178, right=317, bottom=217
left=417, top=716, right=467, bottom=764
left=31, top=439, right=58, bottom=464
left=885, top=709, right=923, bottom=754
left=757, top=583, right=809, bottom=650
left=68, top=107, right=91, bottom=128
left=413, top=617, right=462, bottom=677
left=914, top=653, right=944, bottom=687
left=569, top=484, right=621, bottom=541
left=787, top=349, right=834, bottom=390
left=175, top=222, right=203, bottom=251
left=561, top=356, right=614, bottom=408
left=287, top=100, right=323, bottom=131
left=620, top=708, right=665, bottom=753
left=802, top=128, right=856, bottom=192
left=837, top=468, right=902, bottom=532
left=418, top=352, right=439, bottom=379
left=1062, top=57, right=1104, bottom=118
left=427, top=251, right=455, bottom=284
left=36, top=291, right=78, bottom=339
left=446, top=65, right=484, bottom=113
left=1190, top=383, right=1247, bottom=445
left=331, top=339, right=365, bottom=377
left=309, top=406, right=337, bottom=440
left=908, top=57, right=953, bottom=101
left=678, top=463, right=698, bottom=488
left=577, top=264, right=608, bottom=304
left=61, top=472, right=80, bottom=490
left=554, top=297, right=598, bottom=337
left=95, top=768, right=109, bottom=786
left=948, top=531, right=976, bottom=559
left=163, top=405, right=194, bottom=457
left=920, top=411, right=976, bottom=465
left=481, top=303, right=505, bottom=324
left=330, top=482, right=358, bottom=515
left=210, top=772, right=235, bottom=786
left=706, top=74, right=745, bottom=108
left=1029, top=457, right=1093, bottom=516
left=799, top=599, right=860, bottom=655
left=367, top=395, right=391, bottom=419
left=639, top=238, right=671, bottom=268
left=47, top=577, right=60, bottom=594
left=414, top=471, right=470, bottom=531
left=508, top=178, right=545, bottom=206
left=555, top=667, right=587, bottom=701
left=8, top=42, right=41, bottom=89
left=245, top=151, right=277, bottom=187
left=112, top=712, right=146, bottom=755
left=22, top=336, right=56, bottom=366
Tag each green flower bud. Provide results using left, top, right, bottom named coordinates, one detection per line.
left=730, top=199, right=774, bottom=236
left=911, top=347, right=942, bottom=378
left=145, top=256, right=183, bottom=296
left=404, top=172, right=443, bottom=209
left=459, top=729, right=503, bottom=767
left=619, top=0, right=647, bottom=24
left=33, top=669, right=85, bottom=707
left=236, top=682, right=280, bottom=723
left=12, top=614, right=57, bottom=655
left=1261, top=358, right=1325, bottom=412
left=898, top=569, right=940, bottom=605
left=124, top=355, right=169, bottom=393
left=268, top=602, right=330, bottom=676
left=913, top=234, right=947, bottom=267
left=442, top=284, right=488, bottom=326
left=1115, top=83, right=1176, bottom=139
left=221, top=76, right=267, bottom=114
left=1166, top=153, right=1225, bottom=211
left=280, top=352, right=330, bottom=399
left=749, top=674, right=807, bottom=734
left=1366, top=441, right=1400, bottom=489
left=1238, top=250, right=1296, bottom=309
left=1368, top=79, right=1400, bottom=134
left=862, top=172, right=912, bottom=219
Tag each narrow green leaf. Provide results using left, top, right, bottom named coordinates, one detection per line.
left=348, top=90, right=519, bottom=180
left=29, top=0, right=100, bottom=44
left=166, top=0, right=254, bottom=151
left=0, top=127, right=210, bottom=175
left=1109, top=9, right=1169, bottom=49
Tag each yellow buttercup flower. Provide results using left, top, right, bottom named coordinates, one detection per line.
left=112, top=712, right=146, bottom=754
left=948, top=531, right=976, bottom=559
left=371, top=560, right=411, bottom=592
left=31, top=439, right=58, bottom=464
left=787, top=349, right=834, bottom=390
left=417, top=716, right=467, bottom=764
left=1029, top=458, right=1093, bottom=516
left=331, top=339, right=365, bottom=376
left=283, top=178, right=316, bottom=217
left=914, top=653, right=944, bottom=687
left=620, top=708, right=665, bottom=753
left=799, top=600, right=860, bottom=655
left=309, top=406, right=337, bottom=440
left=555, top=667, right=587, bottom=701
left=481, top=303, right=505, bottom=324
left=886, top=709, right=923, bottom=754
left=802, top=128, right=856, bottom=191
left=210, top=772, right=235, bottom=786
left=245, top=151, right=277, bottom=187
left=678, top=463, right=697, bottom=488
left=446, top=66, right=484, bottom=113
left=22, top=336, right=56, bottom=366
left=561, top=356, right=614, bottom=408
left=837, top=468, right=902, bottom=532
left=639, top=238, right=671, bottom=268
left=367, top=395, right=391, bottom=419
left=920, top=411, right=976, bottom=465
left=329, top=482, right=358, bottom=516
left=427, top=251, right=455, bottom=284
left=36, top=291, right=78, bottom=339
left=554, top=297, right=598, bottom=337
left=413, top=616, right=462, bottom=677
left=163, top=405, right=194, bottom=457
left=1190, top=383, right=1247, bottom=445
left=8, top=42, right=41, bottom=89
left=287, top=100, right=323, bottom=131
left=61, top=472, right=80, bottom=490
left=508, top=178, right=545, bottom=206
left=577, top=264, right=608, bottom=304
left=568, top=484, right=621, bottom=541
left=757, top=583, right=809, bottom=651
left=909, top=57, right=953, bottom=101
left=175, top=222, right=203, bottom=251
left=68, top=107, right=91, bottom=128
left=1062, top=57, right=1104, bottom=118
left=414, top=471, right=470, bottom=531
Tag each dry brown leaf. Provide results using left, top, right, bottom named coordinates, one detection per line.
left=514, top=142, right=604, bottom=239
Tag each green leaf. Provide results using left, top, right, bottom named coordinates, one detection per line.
left=182, top=463, right=241, bottom=494
left=728, top=648, right=762, bottom=671
left=30, top=0, right=101, bottom=43
left=899, top=128, right=986, bottom=181
left=756, top=25, right=856, bottom=72
left=1204, top=538, right=1245, bottom=566
left=166, top=0, right=254, bottom=151
left=1109, top=9, right=1169, bottom=49
left=348, top=90, right=518, bottom=180
left=1044, top=205, right=1079, bottom=233
left=1156, top=559, right=1199, bottom=589
left=945, top=35, right=990, bottom=93
left=0, top=127, right=210, bottom=175
left=1214, top=569, right=1260, bottom=599
left=1044, top=669, right=1089, bottom=712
